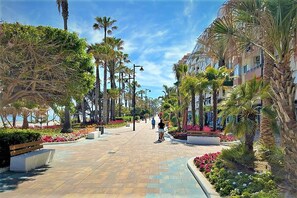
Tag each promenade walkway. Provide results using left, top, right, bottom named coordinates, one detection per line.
left=0, top=120, right=225, bottom=198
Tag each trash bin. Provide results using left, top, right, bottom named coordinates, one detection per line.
left=99, top=126, right=104, bottom=134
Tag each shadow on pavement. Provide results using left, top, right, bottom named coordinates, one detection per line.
left=0, top=165, right=51, bottom=193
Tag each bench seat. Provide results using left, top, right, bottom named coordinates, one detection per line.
left=187, top=136, right=220, bottom=145
left=87, top=131, right=99, bottom=139
left=10, top=149, right=55, bottom=172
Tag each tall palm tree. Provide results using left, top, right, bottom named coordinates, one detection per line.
left=56, top=0, right=72, bottom=132
left=117, top=54, right=130, bottom=117
left=88, top=43, right=103, bottom=123
left=205, top=66, right=229, bottom=131
left=195, top=72, right=209, bottom=131
left=173, top=63, right=188, bottom=130
left=180, top=75, right=200, bottom=126
left=93, top=17, right=118, bottom=124
left=212, top=0, right=297, bottom=188
left=215, top=0, right=276, bottom=148
left=56, top=0, right=68, bottom=30
left=220, top=78, right=271, bottom=153
left=106, top=37, right=124, bottom=120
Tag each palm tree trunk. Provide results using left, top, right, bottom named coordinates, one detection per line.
left=118, top=73, right=121, bottom=117
left=244, top=128, right=256, bottom=153
left=177, top=88, right=181, bottom=131
left=95, top=65, right=99, bottom=123
left=199, top=91, right=204, bottom=131
left=103, top=61, right=108, bottom=124
left=260, top=49, right=275, bottom=148
left=270, top=61, right=297, bottom=189
left=212, top=89, right=218, bottom=131
left=191, top=90, right=196, bottom=126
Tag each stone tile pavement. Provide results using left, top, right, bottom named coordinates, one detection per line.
left=0, top=119, right=226, bottom=197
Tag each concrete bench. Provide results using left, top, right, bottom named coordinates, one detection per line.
left=187, top=136, right=220, bottom=145
left=87, top=131, right=99, bottom=139
left=9, top=141, right=55, bottom=172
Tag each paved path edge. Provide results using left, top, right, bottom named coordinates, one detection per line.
left=187, top=157, right=221, bottom=198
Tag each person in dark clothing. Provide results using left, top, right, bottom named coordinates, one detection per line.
left=151, top=117, right=156, bottom=129
left=156, top=119, right=165, bottom=142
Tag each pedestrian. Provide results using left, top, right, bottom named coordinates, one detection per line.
left=151, top=117, right=156, bottom=129
left=156, top=119, right=165, bottom=143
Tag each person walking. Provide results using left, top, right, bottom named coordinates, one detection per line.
left=151, top=117, right=156, bottom=129
left=155, top=119, right=165, bottom=143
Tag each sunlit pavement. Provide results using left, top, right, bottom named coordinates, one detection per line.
left=0, top=120, right=225, bottom=198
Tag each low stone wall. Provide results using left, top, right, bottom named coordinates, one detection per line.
left=187, top=136, right=220, bottom=145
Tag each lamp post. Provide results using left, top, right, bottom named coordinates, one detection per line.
left=132, top=64, right=144, bottom=131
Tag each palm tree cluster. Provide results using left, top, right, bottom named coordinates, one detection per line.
left=162, top=0, right=297, bottom=191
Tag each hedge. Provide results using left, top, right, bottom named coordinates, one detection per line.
left=0, top=132, right=41, bottom=167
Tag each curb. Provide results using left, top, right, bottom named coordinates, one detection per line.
left=166, top=132, right=187, bottom=144
left=220, top=140, right=240, bottom=146
left=187, top=157, right=221, bottom=198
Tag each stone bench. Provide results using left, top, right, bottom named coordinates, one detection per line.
left=87, top=131, right=99, bottom=139
left=9, top=141, right=55, bottom=172
left=187, top=136, right=220, bottom=145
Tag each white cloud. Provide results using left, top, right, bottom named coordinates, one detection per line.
left=184, top=0, right=194, bottom=17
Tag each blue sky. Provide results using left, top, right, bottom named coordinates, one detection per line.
left=1, top=0, right=224, bottom=99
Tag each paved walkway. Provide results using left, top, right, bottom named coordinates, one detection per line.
left=0, top=120, right=225, bottom=198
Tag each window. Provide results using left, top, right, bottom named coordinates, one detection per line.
left=255, top=56, right=260, bottom=67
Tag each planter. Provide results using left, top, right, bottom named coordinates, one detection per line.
left=187, top=136, right=220, bottom=145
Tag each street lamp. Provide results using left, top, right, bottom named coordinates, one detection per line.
left=133, top=64, right=144, bottom=131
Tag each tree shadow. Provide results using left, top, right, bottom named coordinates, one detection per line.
left=0, top=165, right=51, bottom=193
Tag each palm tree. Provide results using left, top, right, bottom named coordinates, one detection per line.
left=88, top=43, right=103, bottom=124
left=56, top=0, right=68, bottom=30
left=212, top=0, right=297, bottom=188
left=180, top=75, right=200, bottom=126
left=56, top=0, right=72, bottom=132
left=173, top=63, right=188, bottom=130
left=205, top=66, right=229, bottom=131
left=214, top=0, right=276, bottom=148
left=106, top=37, right=124, bottom=120
left=117, top=54, right=130, bottom=117
left=93, top=17, right=118, bottom=124
left=220, top=78, right=271, bottom=153
left=195, top=72, right=209, bottom=131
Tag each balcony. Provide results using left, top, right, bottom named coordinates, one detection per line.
left=243, top=66, right=262, bottom=82
left=233, top=77, right=242, bottom=86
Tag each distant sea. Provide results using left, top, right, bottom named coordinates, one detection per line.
left=4, top=109, right=59, bottom=122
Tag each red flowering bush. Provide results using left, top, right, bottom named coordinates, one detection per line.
left=41, top=127, right=94, bottom=143
left=194, top=152, right=221, bottom=173
left=109, top=120, right=124, bottom=124
left=219, top=134, right=237, bottom=142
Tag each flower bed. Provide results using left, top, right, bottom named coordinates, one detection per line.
left=41, top=127, right=95, bottom=143
left=194, top=152, right=221, bottom=173
left=219, top=134, right=237, bottom=142
left=193, top=152, right=280, bottom=197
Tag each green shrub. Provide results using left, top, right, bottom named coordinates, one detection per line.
left=0, top=132, right=41, bottom=167
left=168, top=127, right=178, bottom=133
left=220, top=143, right=256, bottom=169
left=121, top=116, right=132, bottom=122
left=207, top=159, right=279, bottom=198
